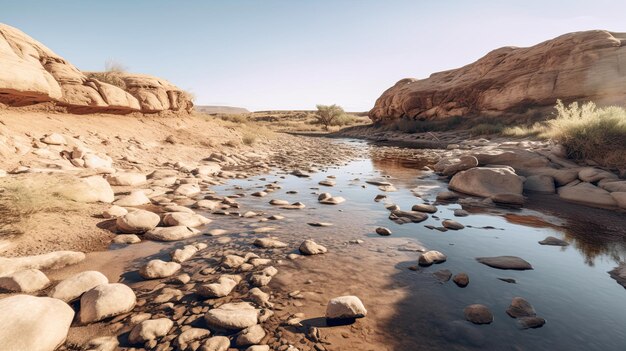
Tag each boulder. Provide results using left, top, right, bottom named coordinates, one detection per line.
left=369, top=31, right=626, bottom=121
left=41, top=133, right=66, bottom=145
left=113, top=190, right=151, bottom=207
left=253, top=238, right=288, bottom=248
left=59, top=175, right=114, bottom=203
left=107, top=172, right=146, bottom=186
left=578, top=167, right=618, bottom=183
left=611, top=192, right=626, bottom=209
left=145, top=226, right=201, bottom=241
left=299, top=240, right=327, bottom=255
left=418, top=251, right=447, bottom=266
left=506, top=297, right=536, bottom=318
left=83, top=336, right=119, bottom=351
left=609, top=263, right=626, bottom=289
left=128, top=318, right=173, bottom=344
left=524, top=175, right=556, bottom=194
left=449, top=167, right=523, bottom=198
left=236, top=324, right=266, bottom=346
left=0, top=250, right=85, bottom=277
left=204, top=302, right=259, bottom=330
left=442, top=155, right=478, bottom=176
left=453, top=273, right=469, bottom=287
left=116, top=209, right=160, bottom=233
left=79, top=283, right=136, bottom=324
left=102, top=205, right=128, bottom=218
left=197, top=275, right=241, bottom=298
left=175, top=184, right=201, bottom=197
left=0, top=268, right=49, bottom=292
left=140, top=259, right=181, bottom=279
left=49, top=270, right=109, bottom=302
left=171, top=245, right=198, bottom=263
left=163, top=212, right=211, bottom=227
left=389, top=210, right=429, bottom=224
left=0, top=295, right=74, bottom=351
left=177, top=328, right=211, bottom=350
left=326, top=295, right=367, bottom=319
left=442, top=219, right=464, bottom=230
left=200, top=336, right=231, bottom=351
left=464, top=304, right=493, bottom=324
left=600, top=181, right=626, bottom=193
left=558, top=182, right=618, bottom=209
left=112, top=234, right=141, bottom=244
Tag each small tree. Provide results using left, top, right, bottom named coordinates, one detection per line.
left=315, top=104, right=346, bottom=130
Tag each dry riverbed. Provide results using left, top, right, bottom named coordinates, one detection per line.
left=1, top=111, right=626, bottom=351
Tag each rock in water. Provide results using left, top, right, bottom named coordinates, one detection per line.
left=538, top=236, right=569, bottom=246
left=326, top=296, right=367, bottom=320
left=299, top=240, right=327, bottom=255
left=463, top=304, right=493, bottom=325
left=609, top=263, right=626, bottom=289
left=375, top=227, right=392, bottom=236
left=476, top=256, right=533, bottom=270
left=453, top=272, right=469, bottom=287
left=79, top=283, right=136, bottom=323
left=449, top=167, right=523, bottom=199
left=49, top=270, right=109, bottom=302
left=145, top=226, right=200, bottom=241
left=369, top=31, right=626, bottom=121
left=0, top=295, right=74, bottom=351
left=442, top=219, right=464, bottom=230
left=418, top=250, right=447, bottom=266
left=506, top=297, right=536, bottom=318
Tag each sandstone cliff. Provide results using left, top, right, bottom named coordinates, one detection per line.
left=0, top=23, right=192, bottom=113
left=369, top=30, right=626, bottom=122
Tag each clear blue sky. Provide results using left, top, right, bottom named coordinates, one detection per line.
left=2, top=0, right=625, bottom=111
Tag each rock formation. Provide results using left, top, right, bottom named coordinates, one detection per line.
left=370, top=30, right=626, bottom=122
left=0, top=23, right=192, bottom=113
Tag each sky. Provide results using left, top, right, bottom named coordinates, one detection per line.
left=2, top=0, right=626, bottom=111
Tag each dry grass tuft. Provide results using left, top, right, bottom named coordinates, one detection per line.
left=0, top=175, right=85, bottom=238
left=546, top=100, right=626, bottom=168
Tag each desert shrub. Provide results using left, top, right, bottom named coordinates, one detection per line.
left=219, top=114, right=248, bottom=124
left=547, top=100, right=626, bottom=168
left=315, top=104, right=348, bottom=130
left=469, top=123, right=505, bottom=135
left=0, top=175, right=83, bottom=238
left=242, top=132, right=257, bottom=145
left=87, top=59, right=128, bottom=89
left=501, top=123, right=548, bottom=138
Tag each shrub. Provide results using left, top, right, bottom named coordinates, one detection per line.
left=242, top=133, right=256, bottom=145
left=219, top=114, right=248, bottom=124
left=86, top=59, right=128, bottom=89
left=547, top=100, right=626, bottom=168
left=315, top=104, right=348, bottom=130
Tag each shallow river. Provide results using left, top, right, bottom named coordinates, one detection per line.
left=208, top=139, right=626, bottom=351
left=63, top=138, right=626, bottom=351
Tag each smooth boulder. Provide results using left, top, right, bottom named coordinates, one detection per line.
left=326, top=295, right=367, bottom=320
left=449, top=167, right=523, bottom=198
left=79, top=283, right=136, bottom=323
left=0, top=295, right=74, bottom=351
left=49, top=271, right=109, bottom=302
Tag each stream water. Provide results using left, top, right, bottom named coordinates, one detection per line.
left=61, top=138, right=626, bottom=351
left=206, top=139, right=626, bottom=351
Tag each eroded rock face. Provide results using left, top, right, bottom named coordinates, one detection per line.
left=370, top=30, right=626, bottom=122
left=0, top=23, right=192, bottom=113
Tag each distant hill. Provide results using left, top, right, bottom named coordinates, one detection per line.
left=195, top=105, right=250, bottom=114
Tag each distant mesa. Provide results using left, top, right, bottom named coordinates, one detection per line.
left=0, top=23, right=193, bottom=114
left=369, top=30, right=626, bottom=122
left=195, top=105, right=250, bottom=114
